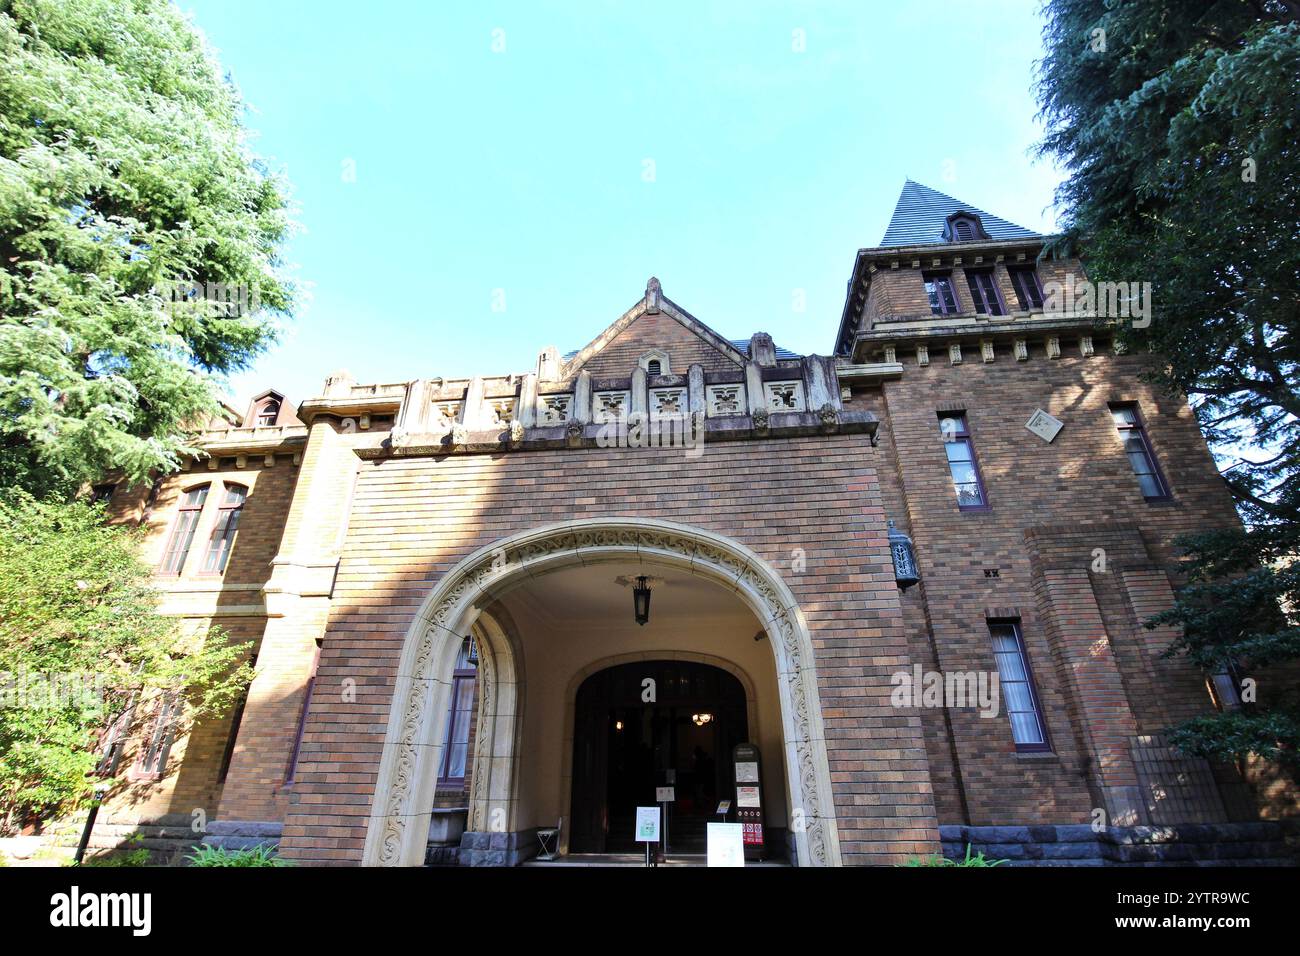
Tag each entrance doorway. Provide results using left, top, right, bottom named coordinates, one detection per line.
left=570, top=660, right=748, bottom=854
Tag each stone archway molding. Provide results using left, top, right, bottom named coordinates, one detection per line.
left=360, top=517, right=842, bottom=867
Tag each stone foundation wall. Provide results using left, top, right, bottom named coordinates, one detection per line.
left=941, top=821, right=1300, bottom=866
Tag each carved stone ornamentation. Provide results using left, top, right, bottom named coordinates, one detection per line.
left=565, top=418, right=583, bottom=447
left=818, top=403, right=838, bottom=433
left=508, top=419, right=524, bottom=443
left=362, top=520, right=840, bottom=869
left=751, top=407, right=770, bottom=434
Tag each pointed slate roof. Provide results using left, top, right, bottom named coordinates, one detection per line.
left=879, top=179, right=1040, bottom=247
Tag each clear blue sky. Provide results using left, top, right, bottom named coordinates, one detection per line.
left=179, top=0, right=1064, bottom=407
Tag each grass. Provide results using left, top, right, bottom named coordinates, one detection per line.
left=900, top=843, right=1009, bottom=867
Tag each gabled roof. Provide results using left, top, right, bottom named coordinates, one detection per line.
left=879, top=179, right=1040, bottom=247
left=559, top=279, right=802, bottom=371
left=559, top=278, right=762, bottom=378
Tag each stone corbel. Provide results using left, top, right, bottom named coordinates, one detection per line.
left=818, top=404, right=838, bottom=434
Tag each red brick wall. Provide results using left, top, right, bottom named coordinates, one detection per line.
left=98, top=457, right=300, bottom=823
left=571, top=311, right=742, bottom=379
left=278, top=434, right=938, bottom=865
left=855, top=342, right=1248, bottom=826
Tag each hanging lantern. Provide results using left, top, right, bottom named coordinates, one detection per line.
left=633, top=575, right=652, bottom=625
left=463, top=634, right=479, bottom=668
left=888, top=520, right=920, bottom=590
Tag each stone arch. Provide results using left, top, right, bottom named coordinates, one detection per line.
left=360, top=517, right=841, bottom=867
left=558, top=650, right=761, bottom=856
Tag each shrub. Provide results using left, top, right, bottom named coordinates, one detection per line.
left=186, top=844, right=293, bottom=867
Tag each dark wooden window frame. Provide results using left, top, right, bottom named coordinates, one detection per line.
left=201, top=483, right=247, bottom=575
left=438, top=641, right=477, bottom=786
left=1007, top=265, right=1044, bottom=311
left=938, top=412, right=990, bottom=511
left=1109, top=403, right=1171, bottom=501
left=128, top=692, right=181, bottom=781
left=988, top=619, right=1052, bottom=753
left=158, top=484, right=210, bottom=576
left=965, top=267, right=1007, bottom=316
left=922, top=271, right=961, bottom=316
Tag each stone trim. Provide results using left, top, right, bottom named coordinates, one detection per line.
left=360, top=517, right=842, bottom=867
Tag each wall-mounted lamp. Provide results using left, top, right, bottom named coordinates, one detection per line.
left=692, top=713, right=714, bottom=726
left=633, top=575, right=652, bottom=625
left=888, top=520, right=920, bottom=590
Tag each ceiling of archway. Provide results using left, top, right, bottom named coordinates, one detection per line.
left=497, top=559, right=759, bottom=631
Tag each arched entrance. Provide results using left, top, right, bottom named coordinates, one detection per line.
left=360, top=518, right=842, bottom=867
left=570, top=660, right=748, bottom=854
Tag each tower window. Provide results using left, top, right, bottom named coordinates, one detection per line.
left=965, top=269, right=1005, bottom=316
left=989, top=621, right=1050, bottom=752
left=938, top=413, right=989, bottom=510
left=922, top=272, right=960, bottom=316
left=1110, top=404, right=1170, bottom=500
left=1008, top=265, right=1044, bottom=310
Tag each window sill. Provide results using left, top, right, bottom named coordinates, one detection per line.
left=1014, top=751, right=1059, bottom=762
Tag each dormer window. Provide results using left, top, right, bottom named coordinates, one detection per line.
left=256, top=399, right=280, bottom=426
left=638, top=350, right=671, bottom=376
left=943, top=212, right=989, bottom=244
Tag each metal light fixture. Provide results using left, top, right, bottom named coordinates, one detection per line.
left=464, top=634, right=479, bottom=668
left=888, top=520, right=920, bottom=590
left=633, top=575, right=652, bottom=625
left=692, top=713, right=714, bottom=726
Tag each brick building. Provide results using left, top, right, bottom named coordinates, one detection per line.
left=95, top=181, right=1298, bottom=866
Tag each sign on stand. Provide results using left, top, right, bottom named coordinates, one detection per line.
left=635, top=806, right=660, bottom=867
left=707, top=822, right=745, bottom=867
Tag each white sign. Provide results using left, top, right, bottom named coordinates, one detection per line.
left=715, top=800, right=731, bottom=814
left=736, top=785, right=761, bottom=808
left=655, top=786, right=675, bottom=803
left=635, top=806, right=660, bottom=842
left=1025, top=409, right=1064, bottom=443
left=735, top=761, right=759, bottom=783
left=707, top=823, right=745, bottom=867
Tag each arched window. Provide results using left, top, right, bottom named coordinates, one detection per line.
left=159, top=485, right=209, bottom=575
left=954, top=220, right=974, bottom=240
left=647, top=359, right=662, bottom=376
left=203, top=483, right=247, bottom=573
left=256, top=399, right=281, bottom=426
left=438, top=636, right=477, bottom=785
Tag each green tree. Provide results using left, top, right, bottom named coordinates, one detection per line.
left=0, top=490, right=252, bottom=832
left=0, top=0, right=295, bottom=497
left=1036, top=1, right=1299, bottom=768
